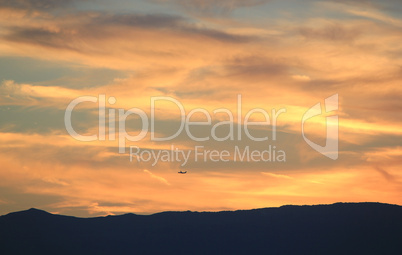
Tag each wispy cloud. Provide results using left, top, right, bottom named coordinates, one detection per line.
left=144, top=169, right=171, bottom=185
left=261, top=172, right=293, bottom=179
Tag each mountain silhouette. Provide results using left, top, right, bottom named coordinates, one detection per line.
left=0, top=202, right=401, bottom=255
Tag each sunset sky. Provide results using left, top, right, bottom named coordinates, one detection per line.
left=0, top=0, right=401, bottom=217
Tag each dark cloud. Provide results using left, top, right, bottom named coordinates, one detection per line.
left=225, top=56, right=288, bottom=76
left=93, top=13, right=252, bottom=43
left=5, top=27, right=80, bottom=51
left=374, top=166, right=397, bottom=182
left=327, top=0, right=400, bottom=7
left=151, top=56, right=290, bottom=102
left=211, top=56, right=291, bottom=86
left=0, top=105, right=95, bottom=135
left=153, top=0, right=271, bottom=15
left=184, top=26, right=251, bottom=42
left=0, top=0, right=74, bottom=10
left=299, top=23, right=361, bottom=42
left=325, top=0, right=402, bottom=20
left=94, top=13, right=186, bottom=28
left=0, top=56, right=128, bottom=88
left=327, top=0, right=372, bottom=4
left=3, top=11, right=252, bottom=51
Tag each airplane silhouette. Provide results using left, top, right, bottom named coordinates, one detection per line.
left=178, top=171, right=187, bottom=174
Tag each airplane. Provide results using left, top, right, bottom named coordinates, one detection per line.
left=178, top=171, right=187, bottom=174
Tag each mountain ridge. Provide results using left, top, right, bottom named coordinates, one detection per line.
left=3, top=201, right=399, bottom=218
left=1, top=202, right=401, bottom=255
